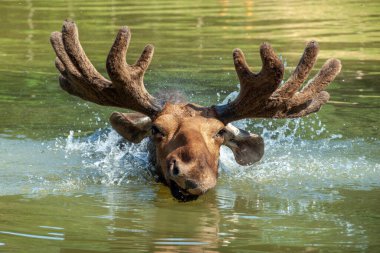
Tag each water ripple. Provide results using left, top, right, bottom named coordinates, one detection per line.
left=0, top=231, right=64, bottom=241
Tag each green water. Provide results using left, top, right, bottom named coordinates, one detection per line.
left=0, top=0, right=379, bottom=252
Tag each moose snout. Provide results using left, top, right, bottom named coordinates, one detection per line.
left=166, top=157, right=199, bottom=190
left=184, top=179, right=198, bottom=190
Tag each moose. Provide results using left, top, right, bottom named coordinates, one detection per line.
left=50, top=21, right=341, bottom=201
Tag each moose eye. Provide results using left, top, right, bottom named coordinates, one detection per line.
left=151, top=125, right=165, bottom=138
left=214, top=128, right=226, bottom=138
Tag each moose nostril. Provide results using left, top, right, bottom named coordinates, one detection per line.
left=168, top=158, right=180, bottom=176
left=185, top=180, right=198, bottom=190
left=172, top=165, right=180, bottom=176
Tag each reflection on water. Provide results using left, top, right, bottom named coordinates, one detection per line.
left=0, top=230, right=64, bottom=241
left=0, top=0, right=379, bottom=252
left=1, top=184, right=379, bottom=252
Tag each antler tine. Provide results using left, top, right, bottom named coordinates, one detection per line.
left=285, top=91, right=330, bottom=118
left=213, top=41, right=341, bottom=123
left=51, top=30, right=114, bottom=104
left=276, top=41, right=319, bottom=98
left=233, top=43, right=284, bottom=99
left=50, top=20, right=162, bottom=118
left=62, top=20, right=109, bottom=82
left=106, top=26, right=161, bottom=116
left=214, top=43, right=284, bottom=123
left=283, top=58, right=341, bottom=117
left=51, top=31, right=81, bottom=80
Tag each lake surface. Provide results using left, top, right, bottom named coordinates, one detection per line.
left=0, top=0, right=379, bottom=252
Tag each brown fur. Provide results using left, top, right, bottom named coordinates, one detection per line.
left=153, top=103, right=223, bottom=195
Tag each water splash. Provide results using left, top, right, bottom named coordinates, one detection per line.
left=47, top=116, right=380, bottom=200
left=54, top=129, right=154, bottom=186
left=218, top=86, right=380, bottom=197
left=218, top=115, right=379, bottom=199
left=25, top=88, right=377, bottom=198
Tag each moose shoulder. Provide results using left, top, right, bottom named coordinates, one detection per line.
left=50, top=20, right=341, bottom=201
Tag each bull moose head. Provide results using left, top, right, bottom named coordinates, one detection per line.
left=50, top=21, right=341, bottom=201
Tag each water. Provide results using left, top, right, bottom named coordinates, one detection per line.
left=0, top=0, right=379, bottom=252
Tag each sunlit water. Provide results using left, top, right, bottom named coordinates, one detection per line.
left=0, top=0, right=379, bottom=252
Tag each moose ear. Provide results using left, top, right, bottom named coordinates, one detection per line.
left=109, top=112, right=152, bottom=143
left=223, top=124, right=264, bottom=166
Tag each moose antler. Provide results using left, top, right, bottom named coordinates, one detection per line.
left=213, top=41, right=341, bottom=123
left=50, top=20, right=162, bottom=117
